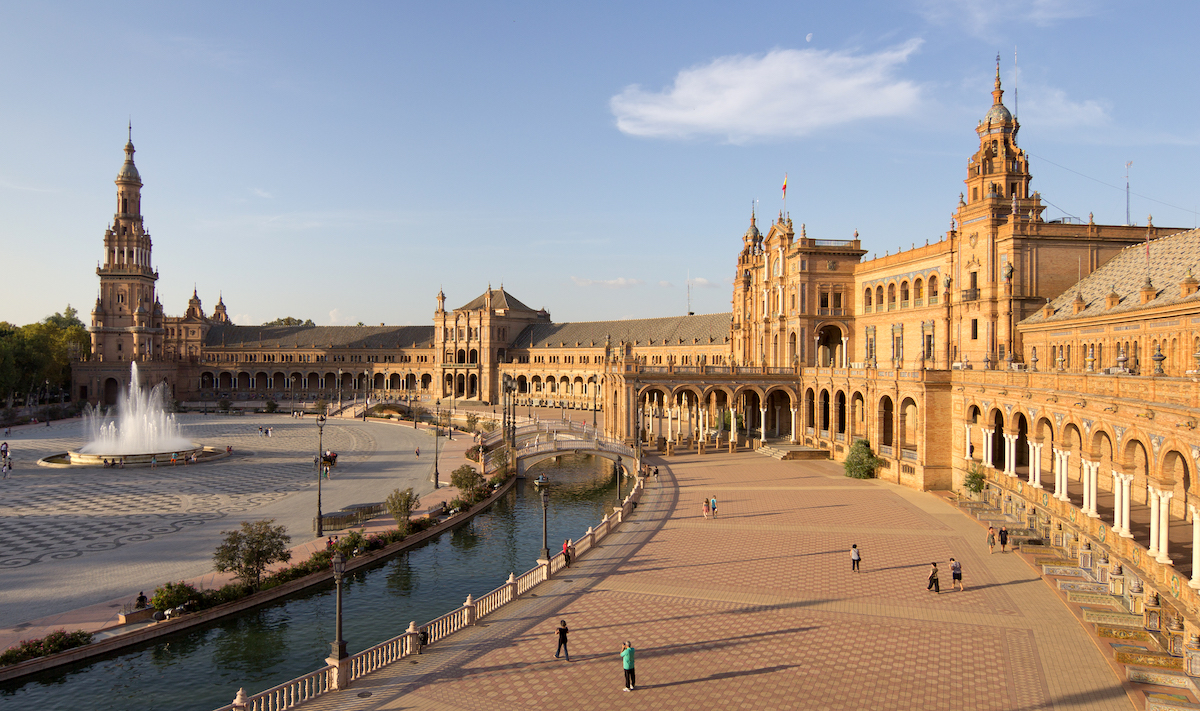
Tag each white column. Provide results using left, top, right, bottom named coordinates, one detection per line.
left=963, top=424, right=973, bottom=463
left=1157, top=491, right=1173, bottom=564
left=841, top=336, right=849, bottom=368
left=731, top=406, right=739, bottom=446
left=790, top=407, right=798, bottom=444
left=759, top=407, right=767, bottom=446
left=1059, top=450, right=1072, bottom=501
left=1190, top=506, right=1200, bottom=589
left=1005, top=434, right=1017, bottom=476
left=1111, top=471, right=1123, bottom=533
left=1119, top=475, right=1134, bottom=538
left=667, top=407, right=674, bottom=443
left=1148, top=487, right=1161, bottom=557
left=1090, top=461, right=1102, bottom=518
left=1029, top=442, right=1042, bottom=488
left=1081, top=460, right=1094, bottom=516
left=1052, top=449, right=1067, bottom=501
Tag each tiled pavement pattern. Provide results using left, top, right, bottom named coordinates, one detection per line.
left=0, top=414, right=442, bottom=632
left=291, top=452, right=1133, bottom=711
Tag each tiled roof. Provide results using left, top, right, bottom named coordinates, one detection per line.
left=205, top=324, right=435, bottom=349
left=457, top=288, right=537, bottom=313
left=513, top=313, right=732, bottom=349
left=1021, top=228, right=1200, bottom=325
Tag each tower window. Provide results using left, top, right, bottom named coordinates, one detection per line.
left=122, top=198, right=127, bottom=213
left=972, top=187, right=978, bottom=202
left=971, top=319, right=979, bottom=340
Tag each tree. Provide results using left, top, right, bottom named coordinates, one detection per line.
left=964, top=461, right=987, bottom=494
left=262, top=317, right=315, bottom=327
left=386, top=487, right=421, bottom=534
left=465, top=412, right=479, bottom=432
left=213, top=520, right=292, bottom=591
left=843, top=439, right=883, bottom=479
left=450, top=464, right=484, bottom=493
left=43, top=305, right=85, bottom=330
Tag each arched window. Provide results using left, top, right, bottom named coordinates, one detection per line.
left=864, top=288, right=873, bottom=308
left=900, top=281, right=910, bottom=304
left=929, top=275, right=939, bottom=302
left=914, top=278, right=924, bottom=300
left=875, top=286, right=884, bottom=310
left=887, top=284, right=896, bottom=307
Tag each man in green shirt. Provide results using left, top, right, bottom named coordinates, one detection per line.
left=621, top=641, right=636, bottom=691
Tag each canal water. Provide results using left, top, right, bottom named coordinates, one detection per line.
left=1, top=454, right=624, bottom=711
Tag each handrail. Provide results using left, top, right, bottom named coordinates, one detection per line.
left=213, top=666, right=333, bottom=711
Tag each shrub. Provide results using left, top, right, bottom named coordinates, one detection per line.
left=466, top=445, right=482, bottom=462
left=314, top=399, right=327, bottom=416
left=480, top=420, right=497, bottom=433
left=264, top=400, right=278, bottom=413
left=465, top=413, right=479, bottom=432
left=218, top=399, right=231, bottom=411
left=386, top=487, right=420, bottom=535
left=843, top=439, right=882, bottom=479
left=450, top=464, right=484, bottom=493
left=151, top=581, right=202, bottom=611
left=0, top=630, right=93, bottom=667
left=964, top=461, right=987, bottom=494
left=213, top=520, right=293, bottom=591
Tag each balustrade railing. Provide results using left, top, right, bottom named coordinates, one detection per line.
left=214, top=667, right=333, bottom=711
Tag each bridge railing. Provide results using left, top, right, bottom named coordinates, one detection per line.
left=214, top=471, right=648, bottom=711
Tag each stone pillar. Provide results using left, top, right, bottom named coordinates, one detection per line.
left=773, top=405, right=780, bottom=438
left=963, top=424, right=973, bottom=463
left=1120, top=475, right=1135, bottom=538
left=759, top=407, right=767, bottom=446
left=1148, top=487, right=1161, bottom=557
left=981, top=428, right=994, bottom=466
left=731, top=408, right=739, bottom=451
left=1029, top=442, right=1042, bottom=488
left=841, top=336, right=849, bottom=368
left=667, top=407, right=674, bottom=443
left=790, top=407, right=798, bottom=444
left=1004, top=434, right=1017, bottom=476
left=1057, top=450, right=1072, bottom=502
left=1112, top=472, right=1124, bottom=534
left=1082, top=460, right=1096, bottom=517
left=1190, top=506, right=1200, bottom=589
left=1158, top=491, right=1174, bottom=564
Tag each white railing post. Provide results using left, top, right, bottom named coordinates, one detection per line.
left=231, top=688, right=247, bottom=711
left=463, top=594, right=476, bottom=626
left=506, top=572, right=517, bottom=602
left=405, top=620, right=422, bottom=655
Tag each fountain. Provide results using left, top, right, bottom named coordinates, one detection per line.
left=48, top=362, right=206, bottom=467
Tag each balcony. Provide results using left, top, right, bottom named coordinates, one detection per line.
left=961, top=287, right=979, bottom=301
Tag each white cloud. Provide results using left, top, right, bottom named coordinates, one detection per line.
left=328, top=308, right=347, bottom=325
left=659, top=280, right=674, bottom=288
left=571, top=276, right=644, bottom=288
left=1019, top=86, right=1109, bottom=129
left=610, top=40, right=923, bottom=143
left=231, top=313, right=254, bottom=325
left=917, top=0, right=1097, bottom=35
left=251, top=188, right=273, bottom=199
left=690, top=277, right=719, bottom=289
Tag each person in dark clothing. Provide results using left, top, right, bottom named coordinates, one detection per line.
left=554, top=620, right=570, bottom=661
left=927, top=562, right=940, bottom=593
left=999, top=526, right=1009, bottom=553
left=850, top=544, right=861, bottom=572
left=621, top=641, right=636, bottom=690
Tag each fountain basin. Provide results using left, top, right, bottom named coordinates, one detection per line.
left=37, top=446, right=229, bottom=468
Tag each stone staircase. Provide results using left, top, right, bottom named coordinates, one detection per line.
left=755, top=444, right=829, bottom=461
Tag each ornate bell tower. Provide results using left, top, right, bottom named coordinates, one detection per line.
left=89, top=128, right=163, bottom=362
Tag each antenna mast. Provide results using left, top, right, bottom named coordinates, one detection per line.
left=1125, top=161, right=1133, bottom=225
left=687, top=270, right=693, bottom=316
left=1013, top=47, right=1018, bottom=122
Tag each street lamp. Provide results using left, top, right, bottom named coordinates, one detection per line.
left=539, top=487, right=550, bottom=562
left=363, top=370, right=369, bottom=420
left=290, top=375, right=296, bottom=417
left=634, top=378, right=642, bottom=467
left=337, top=368, right=343, bottom=413
left=330, top=551, right=348, bottom=659
left=614, top=456, right=623, bottom=505
left=316, top=413, right=327, bottom=538
left=409, top=371, right=416, bottom=428
left=592, top=378, right=597, bottom=429
left=432, top=398, right=441, bottom=489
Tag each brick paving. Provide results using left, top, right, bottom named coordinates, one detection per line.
left=290, top=450, right=1134, bottom=711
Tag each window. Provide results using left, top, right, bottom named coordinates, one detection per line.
left=971, top=319, right=978, bottom=340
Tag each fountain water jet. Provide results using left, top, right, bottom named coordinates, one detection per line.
left=65, top=362, right=201, bottom=465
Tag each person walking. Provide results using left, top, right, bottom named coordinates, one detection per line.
left=554, top=620, right=570, bottom=661
left=850, top=544, right=861, bottom=572
left=950, top=558, right=964, bottom=591
left=999, top=526, right=1009, bottom=553
left=562, top=539, right=572, bottom=568
left=621, top=641, right=636, bottom=691
left=710, top=496, right=718, bottom=519
left=702, top=499, right=711, bottom=520
left=986, top=526, right=996, bottom=554
left=415, top=447, right=420, bottom=458
left=927, top=562, right=940, bottom=594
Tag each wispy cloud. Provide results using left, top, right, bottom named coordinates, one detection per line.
left=0, top=179, right=56, bottom=193
left=610, top=40, right=923, bottom=143
left=231, top=313, right=254, bottom=325
left=1019, top=85, right=1109, bottom=129
left=571, top=276, right=644, bottom=288
left=917, top=0, right=1097, bottom=35
left=659, top=280, right=674, bottom=288
left=251, top=188, right=273, bottom=199
left=328, top=308, right=347, bottom=325
left=690, top=277, right=720, bottom=289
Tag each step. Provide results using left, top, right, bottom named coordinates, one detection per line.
left=1056, top=579, right=1109, bottom=593
left=1129, top=666, right=1200, bottom=695
left=1044, top=565, right=1085, bottom=578
left=1114, top=646, right=1183, bottom=671
left=1147, top=692, right=1200, bottom=711
left=1085, top=608, right=1150, bottom=629
left=1068, top=591, right=1124, bottom=608
left=1097, top=625, right=1153, bottom=643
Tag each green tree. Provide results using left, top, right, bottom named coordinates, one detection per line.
left=843, top=439, right=883, bottom=479
left=465, top=412, right=479, bottom=432
left=964, top=461, right=987, bottom=494
left=386, top=487, right=421, bottom=534
left=213, top=520, right=293, bottom=591
left=262, top=317, right=315, bottom=327
left=43, top=305, right=85, bottom=330
left=450, top=464, right=484, bottom=493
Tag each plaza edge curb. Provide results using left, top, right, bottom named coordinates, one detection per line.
left=0, top=476, right=517, bottom=685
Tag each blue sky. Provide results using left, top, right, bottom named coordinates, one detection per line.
left=3, top=1, right=1198, bottom=328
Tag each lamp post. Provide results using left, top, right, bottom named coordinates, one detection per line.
left=539, top=487, right=550, bottom=562
left=316, top=413, right=327, bottom=537
left=363, top=370, right=369, bottom=420
left=409, top=371, right=416, bottom=428
left=614, top=455, right=623, bottom=505
left=330, top=551, right=348, bottom=659
left=290, top=375, right=296, bottom=417
left=592, top=378, right=597, bottom=428
left=432, top=398, right=441, bottom=489
left=337, top=368, right=343, bottom=413
left=634, top=378, right=642, bottom=467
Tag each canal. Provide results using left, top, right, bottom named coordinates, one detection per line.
left=1, top=454, right=623, bottom=711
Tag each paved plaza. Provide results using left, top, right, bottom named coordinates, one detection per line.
left=292, top=451, right=1132, bottom=711
left=0, top=413, right=443, bottom=635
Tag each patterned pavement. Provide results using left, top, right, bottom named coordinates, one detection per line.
left=0, top=414, right=442, bottom=632
left=289, top=451, right=1133, bottom=711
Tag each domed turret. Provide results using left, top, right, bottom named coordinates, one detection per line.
left=982, top=59, right=1012, bottom=126
left=117, top=131, right=141, bottom=185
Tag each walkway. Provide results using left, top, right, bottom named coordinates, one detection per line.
left=291, top=451, right=1132, bottom=711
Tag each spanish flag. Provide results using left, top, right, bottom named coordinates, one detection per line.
left=782, top=173, right=788, bottom=200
